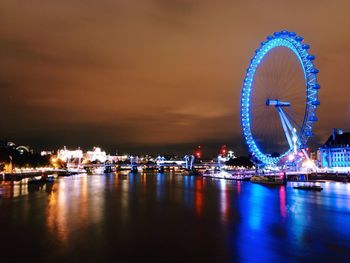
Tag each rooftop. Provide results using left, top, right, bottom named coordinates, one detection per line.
left=322, top=129, right=350, bottom=148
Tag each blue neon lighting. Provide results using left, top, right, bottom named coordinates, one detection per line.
left=240, top=30, right=320, bottom=165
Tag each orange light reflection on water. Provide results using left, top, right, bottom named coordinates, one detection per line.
left=46, top=175, right=104, bottom=245
left=47, top=179, right=69, bottom=244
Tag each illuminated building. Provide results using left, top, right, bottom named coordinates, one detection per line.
left=57, top=146, right=83, bottom=162
left=107, top=155, right=128, bottom=162
left=85, top=147, right=107, bottom=163
left=318, top=128, right=350, bottom=169
left=41, top=150, right=54, bottom=156
left=227, top=150, right=236, bottom=159
left=217, top=145, right=236, bottom=164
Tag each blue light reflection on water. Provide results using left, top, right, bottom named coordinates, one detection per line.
left=230, top=181, right=350, bottom=262
left=156, top=173, right=165, bottom=200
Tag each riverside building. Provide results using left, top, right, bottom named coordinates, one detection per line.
left=318, top=128, right=350, bottom=171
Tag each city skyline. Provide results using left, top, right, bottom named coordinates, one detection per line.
left=1, top=1, right=350, bottom=155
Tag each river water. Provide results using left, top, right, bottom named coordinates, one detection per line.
left=0, top=172, right=349, bottom=262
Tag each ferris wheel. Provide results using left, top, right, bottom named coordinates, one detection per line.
left=240, top=30, right=320, bottom=166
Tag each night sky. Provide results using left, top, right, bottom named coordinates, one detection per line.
left=1, top=0, right=349, bottom=156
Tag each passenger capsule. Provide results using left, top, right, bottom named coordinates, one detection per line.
left=273, top=32, right=281, bottom=37
left=302, top=44, right=310, bottom=49
left=309, top=116, right=318, bottom=122
left=309, top=68, right=319, bottom=74
left=305, top=131, right=313, bottom=137
left=288, top=32, right=296, bottom=37
left=307, top=55, right=315, bottom=60
left=295, top=36, right=303, bottom=42
left=267, top=35, right=274, bottom=41
left=311, top=84, right=320, bottom=89
left=311, top=100, right=320, bottom=106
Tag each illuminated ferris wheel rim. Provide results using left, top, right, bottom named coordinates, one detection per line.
left=241, top=30, right=320, bottom=165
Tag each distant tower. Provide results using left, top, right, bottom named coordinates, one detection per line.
left=220, top=145, right=228, bottom=157
left=194, top=145, right=202, bottom=159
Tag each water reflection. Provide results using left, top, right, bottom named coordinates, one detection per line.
left=237, top=180, right=241, bottom=195
left=279, top=186, right=287, bottom=218
left=0, top=181, right=29, bottom=198
left=47, top=180, right=69, bottom=243
left=141, top=173, right=147, bottom=193
left=45, top=174, right=106, bottom=245
left=194, top=178, right=203, bottom=217
left=182, top=176, right=193, bottom=209
left=1, top=173, right=350, bottom=262
left=120, top=175, right=129, bottom=224
left=246, top=184, right=265, bottom=231
left=156, top=173, right=165, bottom=200
left=219, top=179, right=229, bottom=222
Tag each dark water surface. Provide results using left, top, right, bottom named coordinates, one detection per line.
left=1, top=172, right=350, bottom=262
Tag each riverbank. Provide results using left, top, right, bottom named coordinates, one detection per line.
left=0, top=169, right=71, bottom=181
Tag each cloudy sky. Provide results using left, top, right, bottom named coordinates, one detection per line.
left=0, top=0, right=349, bottom=156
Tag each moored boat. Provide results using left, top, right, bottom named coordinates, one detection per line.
left=250, top=175, right=284, bottom=185
left=293, top=185, right=323, bottom=191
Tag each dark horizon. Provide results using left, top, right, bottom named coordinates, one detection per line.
left=0, top=133, right=325, bottom=158
left=1, top=135, right=244, bottom=158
